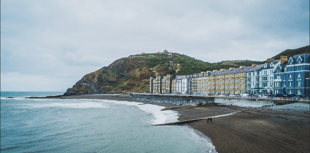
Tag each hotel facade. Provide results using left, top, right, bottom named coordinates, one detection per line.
left=150, top=54, right=310, bottom=97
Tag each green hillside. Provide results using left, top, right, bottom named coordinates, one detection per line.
left=272, top=45, right=310, bottom=59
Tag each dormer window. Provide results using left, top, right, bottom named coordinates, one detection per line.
left=288, top=57, right=294, bottom=65
left=297, top=56, right=303, bottom=64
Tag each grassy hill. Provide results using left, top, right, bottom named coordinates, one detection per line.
left=64, top=53, right=262, bottom=95
left=272, top=45, right=310, bottom=59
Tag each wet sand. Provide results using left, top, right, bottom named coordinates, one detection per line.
left=61, top=94, right=310, bottom=153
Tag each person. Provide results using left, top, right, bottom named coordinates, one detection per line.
left=210, top=117, right=212, bottom=123
left=207, top=117, right=209, bottom=123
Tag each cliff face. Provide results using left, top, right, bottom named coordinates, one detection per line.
left=64, top=57, right=155, bottom=95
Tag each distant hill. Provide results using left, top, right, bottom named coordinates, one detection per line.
left=64, top=46, right=308, bottom=95
left=272, top=45, right=310, bottom=59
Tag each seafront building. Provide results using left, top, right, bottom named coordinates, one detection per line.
left=149, top=54, right=310, bottom=96
left=260, top=59, right=281, bottom=95
left=274, top=54, right=310, bottom=97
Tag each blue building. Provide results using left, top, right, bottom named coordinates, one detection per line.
left=274, top=54, right=310, bottom=97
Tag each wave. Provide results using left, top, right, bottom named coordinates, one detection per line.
left=1, top=97, right=26, bottom=100
left=27, top=102, right=109, bottom=109
left=99, top=100, right=179, bottom=125
left=182, top=126, right=217, bottom=153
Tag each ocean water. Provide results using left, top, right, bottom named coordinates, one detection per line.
left=1, top=92, right=216, bottom=153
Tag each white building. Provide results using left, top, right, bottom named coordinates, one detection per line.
left=175, top=75, right=188, bottom=94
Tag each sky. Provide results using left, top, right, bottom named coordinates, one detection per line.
left=1, top=0, right=309, bottom=92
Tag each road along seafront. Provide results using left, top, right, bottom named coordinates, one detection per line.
left=30, top=94, right=310, bottom=153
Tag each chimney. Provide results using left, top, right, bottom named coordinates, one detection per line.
left=229, top=67, right=235, bottom=70
left=220, top=69, right=225, bottom=71
left=252, top=64, right=257, bottom=67
left=267, top=58, right=275, bottom=62
left=240, top=66, right=245, bottom=69
left=213, top=70, right=218, bottom=72
left=280, top=56, right=288, bottom=64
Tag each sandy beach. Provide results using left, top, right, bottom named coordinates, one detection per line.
left=61, top=94, right=310, bottom=153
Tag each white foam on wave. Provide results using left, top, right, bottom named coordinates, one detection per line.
left=1, top=97, right=26, bottom=100
left=100, top=100, right=179, bottom=125
left=182, top=126, right=217, bottom=153
left=137, top=104, right=179, bottom=124
left=27, top=102, right=109, bottom=109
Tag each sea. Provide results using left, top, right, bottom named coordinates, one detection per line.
left=1, top=92, right=217, bottom=153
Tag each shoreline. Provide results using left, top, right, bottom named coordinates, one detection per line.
left=53, top=94, right=310, bottom=152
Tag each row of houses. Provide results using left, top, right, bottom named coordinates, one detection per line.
left=149, top=54, right=310, bottom=97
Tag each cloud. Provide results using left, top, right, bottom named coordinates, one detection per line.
left=1, top=0, right=309, bottom=91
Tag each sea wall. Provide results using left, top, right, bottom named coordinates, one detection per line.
left=131, top=94, right=215, bottom=105
left=130, top=93, right=309, bottom=106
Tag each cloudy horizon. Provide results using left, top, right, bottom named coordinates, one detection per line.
left=2, top=0, right=309, bottom=91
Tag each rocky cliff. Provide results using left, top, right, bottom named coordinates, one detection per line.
left=64, top=56, right=158, bottom=95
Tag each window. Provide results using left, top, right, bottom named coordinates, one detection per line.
left=231, top=80, right=234, bottom=83
left=221, top=85, right=224, bottom=88
left=216, top=86, right=219, bottom=89
left=236, top=79, right=239, bottom=82
left=242, top=90, right=245, bottom=93
left=230, top=85, right=234, bottom=88
left=236, top=85, right=239, bottom=88
left=297, top=74, right=301, bottom=79
left=297, top=89, right=301, bottom=95
left=241, top=79, right=245, bottom=82
left=230, top=90, right=234, bottom=94
left=298, top=81, right=301, bottom=87
left=283, top=76, right=286, bottom=80
left=235, top=90, right=239, bottom=94
left=225, top=90, right=229, bottom=94
left=241, top=85, right=245, bottom=88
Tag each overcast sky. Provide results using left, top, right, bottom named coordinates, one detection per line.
left=1, top=0, right=309, bottom=92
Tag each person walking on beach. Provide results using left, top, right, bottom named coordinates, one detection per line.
left=207, top=117, right=209, bottom=123
left=210, top=117, right=212, bottom=123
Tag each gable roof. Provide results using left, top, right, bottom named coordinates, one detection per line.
left=297, top=55, right=303, bottom=61
left=288, top=57, right=294, bottom=63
